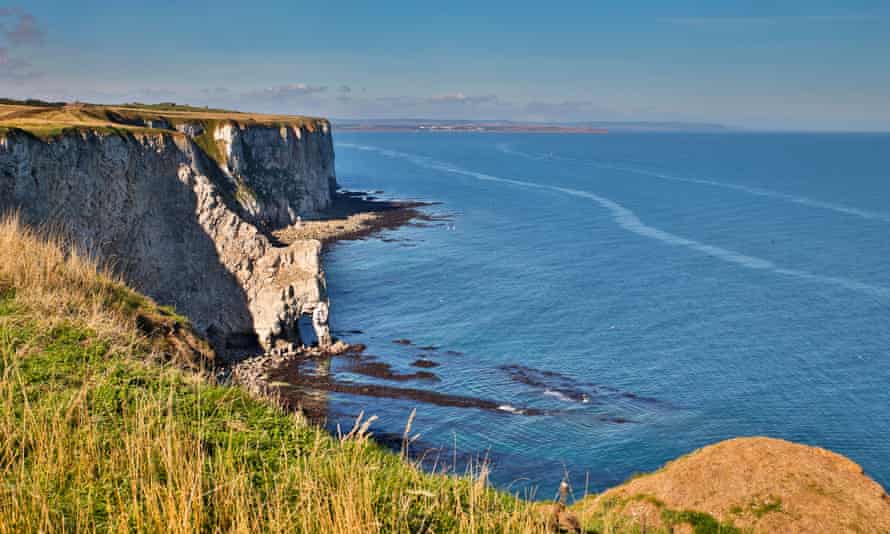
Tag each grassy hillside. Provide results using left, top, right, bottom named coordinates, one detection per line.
left=0, top=214, right=551, bottom=533
left=0, top=99, right=326, bottom=139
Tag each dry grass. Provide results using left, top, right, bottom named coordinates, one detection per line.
left=0, top=101, right=325, bottom=139
left=0, top=213, right=212, bottom=369
left=0, top=212, right=140, bottom=340
left=106, top=104, right=325, bottom=127
left=573, top=437, right=890, bottom=533
left=0, top=213, right=552, bottom=533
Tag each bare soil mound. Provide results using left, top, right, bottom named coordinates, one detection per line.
left=574, top=437, right=890, bottom=533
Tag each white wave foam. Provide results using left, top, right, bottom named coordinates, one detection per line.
left=543, top=390, right=574, bottom=402
left=497, top=404, right=524, bottom=414
left=338, top=143, right=890, bottom=299
left=495, top=143, right=890, bottom=223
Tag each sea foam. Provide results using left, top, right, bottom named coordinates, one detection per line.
left=495, top=143, right=890, bottom=224
left=339, top=142, right=890, bottom=300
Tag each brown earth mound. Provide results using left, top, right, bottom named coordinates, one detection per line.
left=574, top=437, right=890, bottom=533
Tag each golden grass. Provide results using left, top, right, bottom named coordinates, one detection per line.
left=0, top=214, right=554, bottom=533
left=0, top=212, right=135, bottom=340
left=0, top=102, right=326, bottom=138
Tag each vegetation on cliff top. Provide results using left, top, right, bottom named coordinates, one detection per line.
left=0, top=99, right=327, bottom=140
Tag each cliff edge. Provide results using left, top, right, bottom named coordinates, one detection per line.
left=0, top=101, right=338, bottom=354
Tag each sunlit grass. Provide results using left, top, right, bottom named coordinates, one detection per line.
left=0, top=100, right=326, bottom=140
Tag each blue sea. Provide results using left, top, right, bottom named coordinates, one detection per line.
left=318, top=132, right=890, bottom=498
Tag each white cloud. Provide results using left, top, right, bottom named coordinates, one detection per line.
left=243, top=83, right=329, bottom=100
left=428, top=92, right=498, bottom=104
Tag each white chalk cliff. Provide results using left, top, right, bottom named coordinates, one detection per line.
left=0, top=119, right=337, bottom=355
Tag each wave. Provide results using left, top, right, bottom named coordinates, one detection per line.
left=543, top=389, right=580, bottom=403
left=338, top=142, right=890, bottom=299
left=495, top=143, right=890, bottom=224
left=498, top=364, right=663, bottom=419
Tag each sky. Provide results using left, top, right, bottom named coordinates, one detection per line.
left=2, top=1, right=889, bottom=130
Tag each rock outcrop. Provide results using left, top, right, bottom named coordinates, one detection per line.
left=0, top=119, right=337, bottom=355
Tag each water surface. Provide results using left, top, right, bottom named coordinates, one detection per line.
left=316, top=132, right=890, bottom=497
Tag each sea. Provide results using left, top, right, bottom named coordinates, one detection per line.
left=309, top=131, right=890, bottom=498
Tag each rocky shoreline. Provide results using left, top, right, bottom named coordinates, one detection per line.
left=227, top=193, right=562, bottom=423
left=227, top=191, right=463, bottom=412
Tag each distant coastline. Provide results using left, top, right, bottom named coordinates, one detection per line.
left=334, top=118, right=734, bottom=133
left=336, top=122, right=609, bottom=134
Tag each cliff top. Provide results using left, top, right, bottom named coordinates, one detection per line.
left=0, top=98, right=328, bottom=138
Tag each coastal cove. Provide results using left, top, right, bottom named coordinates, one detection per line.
left=310, top=131, right=890, bottom=494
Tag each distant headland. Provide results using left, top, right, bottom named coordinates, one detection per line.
left=334, top=118, right=734, bottom=133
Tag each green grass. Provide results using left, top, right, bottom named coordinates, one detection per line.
left=576, top=493, right=741, bottom=534
left=235, top=180, right=258, bottom=205
left=660, top=509, right=740, bottom=534
left=729, top=495, right=783, bottom=520
left=0, top=97, right=66, bottom=108
left=0, top=287, right=549, bottom=532
left=0, top=125, right=172, bottom=140
left=750, top=497, right=782, bottom=518
left=104, top=284, right=191, bottom=327
left=191, top=119, right=227, bottom=167
left=118, top=102, right=237, bottom=114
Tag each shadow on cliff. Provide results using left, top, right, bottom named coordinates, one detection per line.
left=0, top=130, right=261, bottom=361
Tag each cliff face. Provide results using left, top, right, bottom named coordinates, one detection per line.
left=0, top=120, right=337, bottom=355
left=213, top=122, right=336, bottom=228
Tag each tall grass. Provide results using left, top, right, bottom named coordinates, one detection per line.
left=0, top=214, right=553, bottom=533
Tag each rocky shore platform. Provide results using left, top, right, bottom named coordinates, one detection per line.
left=226, top=190, right=521, bottom=420
left=273, top=190, right=447, bottom=247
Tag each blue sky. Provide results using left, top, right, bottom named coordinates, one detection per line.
left=2, top=1, right=889, bottom=130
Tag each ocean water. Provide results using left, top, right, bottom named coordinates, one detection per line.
left=317, top=132, right=890, bottom=497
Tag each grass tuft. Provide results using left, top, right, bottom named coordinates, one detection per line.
left=660, top=509, right=740, bottom=534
